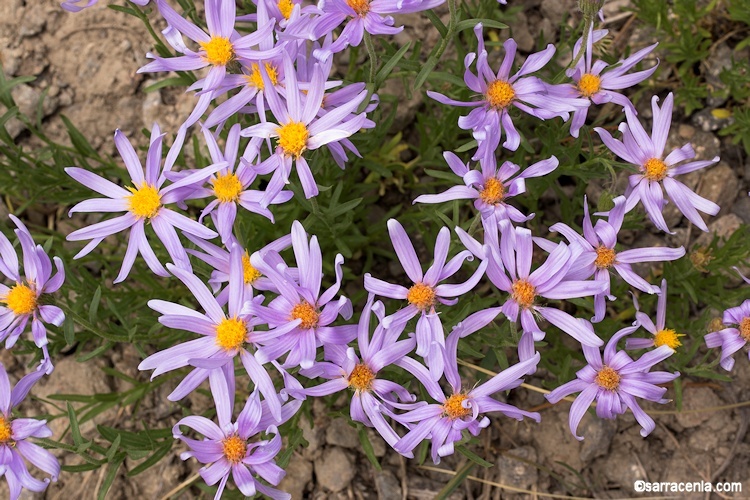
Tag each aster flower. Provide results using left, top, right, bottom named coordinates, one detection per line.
left=0, top=360, right=60, bottom=500
left=414, top=151, right=559, bottom=224
left=626, top=280, right=684, bottom=351
left=245, top=221, right=356, bottom=369
left=594, top=93, right=720, bottom=233
left=173, top=371, right=297, bottom=500
left=61, top=0, right=148, bottom=13
left=546, top=323, right=678, bottom=439
left=545, top=196, right=685, bottom=322
left=138, top=246, right=284, bottom=421
left=0, top=216, right=65, bottom=363
left=241, top=55, right=369, bottom=202
left=364, top=219, right=488, bottom=379
left=705, top=300, right=750, bottom=371
left=427, top=24, right=588, bottom=157
left=66, top=125, right=219, bottom=283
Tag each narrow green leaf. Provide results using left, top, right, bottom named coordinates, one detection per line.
left=375, top=42, right=412, bottom=87
left=358, top=427, right=382, bottom=471
left=456, top=444, right=493, bottom=467
left=97, top=454, right=126, bottom=500
left=127, top=443, right=172, bottom=476
left=435, top=462, right=475, bottom=500
left=67, top=402, right=83, bottom=447
left=89, top=286, right=102, bottom=324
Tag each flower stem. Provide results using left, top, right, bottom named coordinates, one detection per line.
left=364, top=32, right=378, bottom=83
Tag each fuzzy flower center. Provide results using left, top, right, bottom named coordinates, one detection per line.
left=443, top=394, right=471, bottom=420
left=290, top=301, right=319, bottom=330
left=247, top=62, right=279, bottom=90
left=242, top=252, right=262, bottom=284
left=485, top=80, right=516, bottom=109
left=278, top=0, right=293, bottom=19
left=222, top=435, right=247, bottom=463
left=595, top=366, right=621, bottom=391
left=213, top=173, right=243, bottom=203
left=643, top=157, right=668, bottom=182
left=511, top=279, right=536, bottom=309
left=654, top=328, right=683, bottom=349
left=740, top=317, right=750, bottom=342
left=346, top=0, right=370, bottom=16
left=215, top=317, right=247, bottom=351
left=480, top=178, right=505, bottom=205
left=0, top=416, right=12, bottom=443
left=127, top=184, right=161, bottom=219
left=577, top=73, right=602, bottom=97
left=200, top=36, right=234, bottom=66
left=348, top=363, right=375, bottom=392
left=276, top=121, right=309, bottom=158
left=4, top=283, right=37, bottom=315
left=407, top=283, right=437, bottom=311
left=594, top=245, right=617, bottom=269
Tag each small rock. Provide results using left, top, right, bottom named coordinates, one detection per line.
left=326, top=418, right=360, bottom=449
left=540, top=0, right=575, bottom=26
left=597, top=446, right=648, bottom=488
left=367, top=428, right=387, bottom=457
left=315, top=447, right=356, bottom=493
left=278, top=453, right=313, bottom=500
left=374, top=470, right=402, bottom=500
left=695, top=163, right=738, bottom=218
left=300, top=418, right=324, bottom=461
left=691, top=108, right=733, bottom=132
left=578, top=415, right=617, bottom=463
left=678, top=124, right=696, bottom=140
left=731, top=194, right=750, bottom=225
left=496, top=446, right=538, bottom=490
left=407, top=475, right=465, bottom=500
left=512, top=12, right=535, bottom=52
left=687, top=130, right=721, bottom=161
left=693, top=214, right=743, bottom=249
left=674, top=387, right=723, bottom=428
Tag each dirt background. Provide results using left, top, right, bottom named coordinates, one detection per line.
left=1, top=0, right=750, bottom=498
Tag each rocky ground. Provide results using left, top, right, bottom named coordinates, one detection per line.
left=2, top=0, right=750, bottom=498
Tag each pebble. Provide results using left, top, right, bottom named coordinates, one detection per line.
left=693, top=214, right=743, bottom=249
left=374, top=469, right=402, bottom=499
left=326, top=418, right=360, bottom=449
left=315, top=447, right=356, bottom=493
left=578, top=415, right=617, bottom=463
left=278, top=453, right=313, bottom=500
left=496, top=446, right=539, bottom=490
left=696, top=163, right=738, bottom=217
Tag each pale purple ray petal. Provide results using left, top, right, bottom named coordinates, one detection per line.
left=567, top=384, right=598, bottom=440
left=387, top=219, right=423, bottom=282
left=539, top=307, right=603, bottom=346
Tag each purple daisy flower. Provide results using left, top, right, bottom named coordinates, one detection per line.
left=626, top=279, right=684, bottom=351
left=0, top=360, right=60, bottom=500
left=364, top=219, right=488, bottom=379
left=414, top=151, right=559, bottom=224
left=594, top=93, right=720, bottom=233
left=427, top=24, right=588, bottom=156
left=245, top=221, right=355, bottom=369
left=138, top=246, right=284, bottom=421
left=546, top=323, right=679, bottom=439
left=705, top=300, right=750, bottom=371
left=61, top=0, right=148, bottom=13
left=545, top=196, right=685, bottom=322
left=65, top=125, right=219, bottom=283
left=173, top=371, right=298, bottom=500
left=0, top=216, right=65, bottom=363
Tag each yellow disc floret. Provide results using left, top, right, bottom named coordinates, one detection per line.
left=595, top=366, right=620, bottom=391
left=290, top=301, right=320, bottom=330
left=653, top=328, right=683, bottom=349
left=276, top=121, right=309, bottom=158
left=4, top=283, right=37, bottom=315
left=278, top=0, right=294, bottom=19
left=348, top=363, right=375, bottom=392
left=407, top=283, right=437, bottom=311
left=200, top=36, right=234, bottom=66
left=740, top=317, right=750, bottom=342
left=215, top=317, right=248, bottom=351
left=222, top=435, right=247, bottom=463
left=0, top=416, right=12, bottom=443
left=127, top=184, right=161, bottom=219
left=346, top=0, right=370, bottom=16
left=213, top=173, right=243, bottom=203
left=242, top=251, right=262, bottom=285
left=485, top=80, right=516, bottom=109
left=577, top=73, right=602, bottom=97
left=480, top=178, right=505, bottom=205
left=443, top=394, right=471, bottom=420
left=247, top=62, right=279, bottom=90
left=594, top=246, right=617, bottom=269
left=643, top=158, right=668, bottom=182
left=511, top=279, right=536, bottom=309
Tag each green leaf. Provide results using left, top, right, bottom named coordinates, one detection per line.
left=456, top=19, right=508, bottom=32
left=127, top=443, right=173, bottom=476
left=435, top=461, right=475, bottom=500
left=67, top=402, right=83, bottom=447
left=455, top=445, right=493, bottom=467
left=375, top=42, right=412, bottom=87
left=89, top=286, right=102, bottom=324
left=97, top=454, right=126, bottom=500
left=60, top=115, right=100, bottom=159
left=358, top=427, right=382, bottom=471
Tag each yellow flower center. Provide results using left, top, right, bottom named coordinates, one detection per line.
left=595, top=366, right=620, bottom=391
left=222, top=435, right=247, bottom=463
left=654, top=328, right=683, bottom=349
left=278, top=0, right=294, bottom=19
left=479, top=178, right=505, bottom=205
left=276, top=122, right=309, bottom=158
left=643, top=158, right=668, bottom=182
left=213, top=173, right=243, bottom=203
left=485, top=80, right=516, bottom=109
left=241, top=252, right=262, bottom=284
left=246, top=62, right=279, bottom=90
left=215, top=317, right=248, bottom=351
left=407, top=283, right=437, bottom=311
left=199, top=36, right=234, bottom=66
left=127, top=183, right=161, bottom=219
left=594, top=246, right=617, bottom=269
left=577, top=73, right=602, bottom=97
left=511, top=279, right=536, bottom=309
left=346, top=0, right=370, bottom=16
left=4, top=283, right=37, bottom=315
left=740, top=317, right=750, bottom=342
left=348, top=363, right=375, bottom=392
left=290, top=301, right=319, bottom=330
left=0, top=416, right=12, bottom=443
left=443, top=394, right=471, bottom=420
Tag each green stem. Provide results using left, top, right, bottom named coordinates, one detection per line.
left=433, top=0, right=459, bottom=62
left=364, top=32, right=378, bottom=83
left=569, top=15, right=593, bottom=70
left=467, top=212, right=482, bottom=236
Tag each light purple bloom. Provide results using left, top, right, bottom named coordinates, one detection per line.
left=626, top=280, right=684, bottom=351
left=364, top=219, right=487, bottom=379
left=61, top=0, right=148, bottom=13
left=66, top=125, right=219, bottom=283
left=546, top=323, right=678, bottom=439
left=0, top=360, right=59, bottom=500
left=705, top=300, right=750, bottom=371
left=594, top=93, right=720, bottom=233
left=0, top=216, right=65, bottom=363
